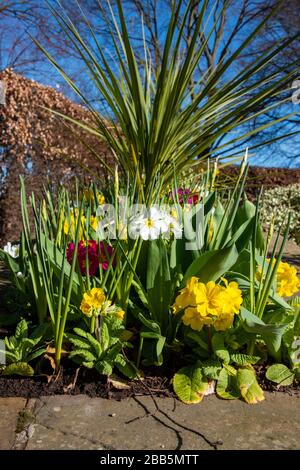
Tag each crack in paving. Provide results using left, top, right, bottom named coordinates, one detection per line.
left=129, top=396, right=221, bottom=450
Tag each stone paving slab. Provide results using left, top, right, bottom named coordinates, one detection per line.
left=0, top=398, right=27, bottom=450
left=0, top=393, right=297, bottom=451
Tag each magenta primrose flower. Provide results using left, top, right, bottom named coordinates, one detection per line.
left=66, top=240, right=115, bottom=276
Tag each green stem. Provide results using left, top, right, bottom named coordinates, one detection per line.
left=90, top=316, right=96, bottom=335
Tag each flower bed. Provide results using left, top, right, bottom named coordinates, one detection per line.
left=0, top=163, right=299, bottom=405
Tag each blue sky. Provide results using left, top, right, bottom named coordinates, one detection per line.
left=1, top=0, right=299, bottom=169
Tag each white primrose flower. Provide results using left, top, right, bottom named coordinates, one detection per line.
left=162, top=213, right=183, bottom=239
left=129, top=207, right=169, bottom=240
left=3, top=242, right=20, bottom=258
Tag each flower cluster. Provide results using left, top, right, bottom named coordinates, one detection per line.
left=173, top=277, right=243, bottom=331
left=66, top=240, right=115, bottom=276
left=129, top=207, right=182, bottom=240
left=80, top=287, right=124, bottom=319
left=257, top=259, right=300, bottom=298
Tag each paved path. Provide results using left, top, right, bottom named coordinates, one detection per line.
left=0, top=393, right=299, bottom=450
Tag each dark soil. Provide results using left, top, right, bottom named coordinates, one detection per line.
left=0, top=365, right=298, bottom=399
left=0, top=367, right=174, bottom=400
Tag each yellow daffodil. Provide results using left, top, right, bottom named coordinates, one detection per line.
left=83, top=188, right=105, bottom=205
left=64, top=210, right=99, bottom=238
left=90, top=215, right=98, bottom=231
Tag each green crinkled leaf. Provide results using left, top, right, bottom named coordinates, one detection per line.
left=266, top=364, right=295, bottom=386
left=69, top=349, right=96, bottom=363
left=95, top=360, right=113, bottom=376
left=73, top=327, right=90, bottom=338
left=101, top=322, right=110, bottom=352
left=173, top=365, right=208, bottom=404
left=15, top=319, right=28, bottom=341
left=236, top=368, right=265, bottom=404
left=66, top=334, right=91, bottom=350
left=82, top=361, right=94, bottom=369
left=200, top=359, right=222, bottom=380
left=114, top=354, right=138, bottom=380
left=27, top=347, right=46, bottom=362
left=85, top=332, right=102, bottom=357
left=230, top=353, right=261, bottom=366
left=3, top=362, right=34, bottom=376
left=216, top=366, right=240, bottom=400
left=212, top=333, right=230, bottom=364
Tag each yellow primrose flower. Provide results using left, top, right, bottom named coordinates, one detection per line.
left=220, top=279, right=243, bottom=315
left=80, top=287, right=106, bottom=317
left=214, top=312, right=235, bottom=331
left=173, top=277, right=242, bottom=331
left=173, top=276, right=200, bottom=314
left=276, top=261, right=300, bottom=297
left=80, top=288, right=125, bottom=321
left=183, top=306, right=214, bottom=330
left=257, top=259, right=300, bottom=298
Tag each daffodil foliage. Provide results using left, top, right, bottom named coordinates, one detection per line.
left=0, top=161, right=299, bottom=405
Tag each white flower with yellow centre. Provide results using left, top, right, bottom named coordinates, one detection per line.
left=129, top=207, right=168, bottom=240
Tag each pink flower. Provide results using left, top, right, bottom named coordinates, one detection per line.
left=169, top=187, right=199, bottom=205
left=99, top=241, right=116, bottom=270
left=66, top=240, right=115, bottom=276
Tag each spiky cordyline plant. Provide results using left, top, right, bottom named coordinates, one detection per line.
left=35, top=0, right=299, bottom=201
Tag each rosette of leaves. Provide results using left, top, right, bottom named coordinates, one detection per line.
left=173, top=331, right=264, bottom=404
left=66, top=315, right=137, bottom=379
left=0, top=319, right=47, bottom=376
